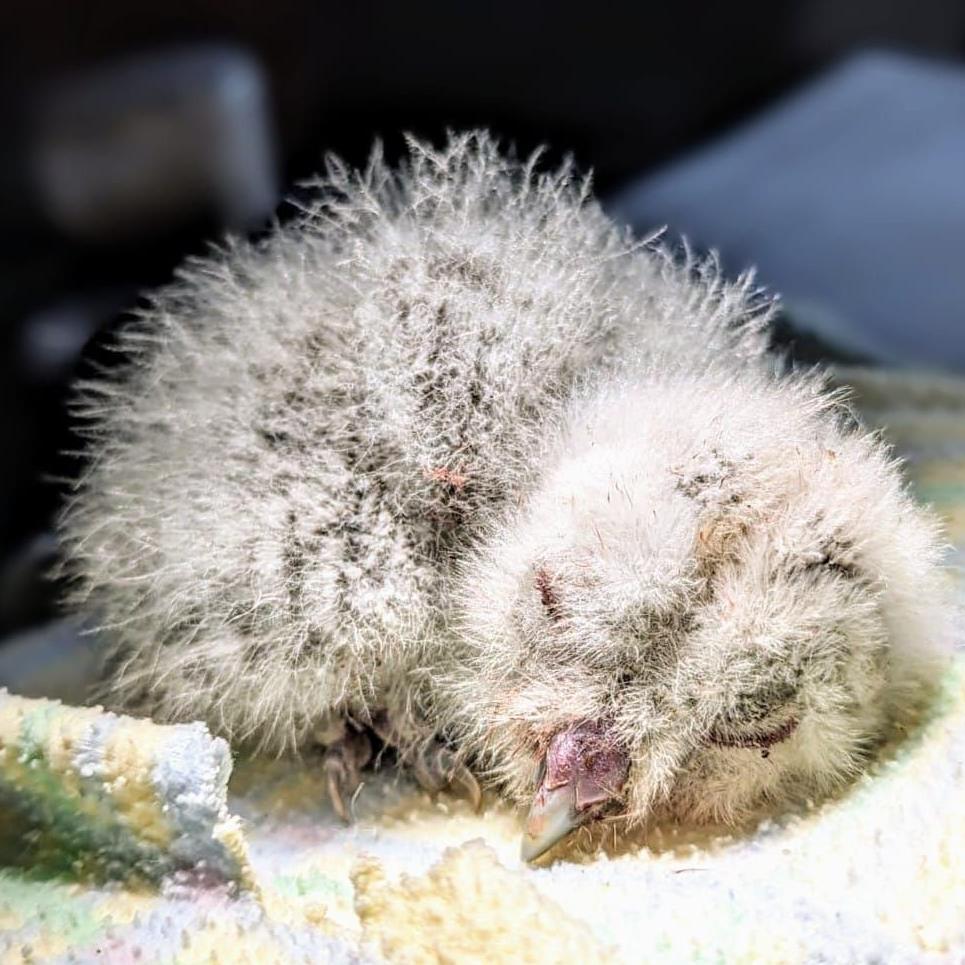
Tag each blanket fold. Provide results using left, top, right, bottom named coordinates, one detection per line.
left=0, top=691, right=253, bottom=890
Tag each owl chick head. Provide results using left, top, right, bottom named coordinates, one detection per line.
left=446, top=371, right=950, bottom=860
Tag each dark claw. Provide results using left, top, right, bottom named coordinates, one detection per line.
left=325, top=758, right=351, bottom=822
left=414, top=744, right=483, bottom=812
left=450, top=761, right=483, bottom=812
left=321, top=728, right=371, bottom=824
left=413, top=756, right=445, bottom=795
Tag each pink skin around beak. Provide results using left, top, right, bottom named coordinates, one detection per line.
left=521, top=720, right=629, bottom=862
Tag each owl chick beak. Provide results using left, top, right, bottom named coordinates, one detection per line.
left=521, top=720, right=629, bottom=862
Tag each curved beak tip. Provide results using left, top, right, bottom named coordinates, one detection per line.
left=520, top=721, right=630, bottom=862
left=519, top=784, right=584, bottom=863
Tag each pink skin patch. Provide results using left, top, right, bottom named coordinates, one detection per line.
left=424, top=466, right=469, bottom=490
left=539, top=720, right=629, bottom=812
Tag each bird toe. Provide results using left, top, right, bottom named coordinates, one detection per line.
left=320, top=727, right=372, bottom=823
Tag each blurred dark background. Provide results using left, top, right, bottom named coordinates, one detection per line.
left=1, top=1, right=964, bottom=670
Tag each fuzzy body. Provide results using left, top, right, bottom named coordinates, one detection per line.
left=60, top=133, right=954, bottom=828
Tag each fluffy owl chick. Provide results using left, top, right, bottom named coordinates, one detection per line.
left=450, top=372, right=954, bottom=859
left=58, top=132, right=954, bottom=861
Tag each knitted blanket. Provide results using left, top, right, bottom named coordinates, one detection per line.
left=1, top=367, right=963, bottom=964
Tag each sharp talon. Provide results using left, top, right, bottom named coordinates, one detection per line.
left=369, top=711, right=396, bottom=747
left=413, top=755, right=445, bottom=795
left=321, top=728, right=370, bottom=824
left=450, top=762, right=483, bottom=812
left=326, top=762, right=350, bottom=823
left=411, top=743, right=482, bottom=810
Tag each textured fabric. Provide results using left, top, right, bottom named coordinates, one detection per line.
left=0, top=365, right=963, bottom=963
left=0, top=693, right=250, bottom=885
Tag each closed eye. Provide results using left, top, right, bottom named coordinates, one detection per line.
left=707, top=717, right=798, bottom=751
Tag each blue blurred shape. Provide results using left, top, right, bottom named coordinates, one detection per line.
left=0, top=620, right=99, bottom=705
left=608, top=52, right=965, bottom=372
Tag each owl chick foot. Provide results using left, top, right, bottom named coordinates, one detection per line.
left=320, top=726, right=372, bottom=823
left=369, top=711, right=483, bottom=812
left=411, top=742, right=483, bottom=812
